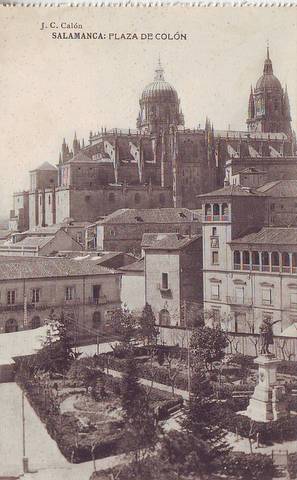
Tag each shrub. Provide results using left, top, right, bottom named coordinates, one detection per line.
left=224, top=411, right=297, bottom=443
left=222, top=452, right=276, bottom=480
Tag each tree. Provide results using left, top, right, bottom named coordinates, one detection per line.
left=120, top=352, right=160, bottom=476
left=35, top=309, right=76, bottom=374
left=111, top=306, right=138, bottom=352
left=138, top=303, right=158, bottom=346
left=182, top=367, right=230, bottom=470
left=190, top=325, right=228, bottom=371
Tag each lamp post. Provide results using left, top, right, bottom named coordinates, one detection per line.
left=22, top=391, right=29, bottom=474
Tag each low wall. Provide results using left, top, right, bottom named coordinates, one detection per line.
left=0, top=358, right=15, bottom=382
left=158, top=326, right=297, bottom=362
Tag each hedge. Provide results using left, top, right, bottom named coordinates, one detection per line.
left=222, top=452, right=276, bottom=480
left=225, top=410, right=297, bottom=443
left=16, top=364, right=182, bottom=463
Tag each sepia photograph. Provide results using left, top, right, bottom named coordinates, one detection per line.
left=0, top=6, right=297, bottom=479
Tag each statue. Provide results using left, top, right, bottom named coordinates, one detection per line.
left=260, top=317, right=280, bottom=354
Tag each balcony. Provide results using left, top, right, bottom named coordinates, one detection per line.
left=88, top=296, right=108, bottom=305
left=226, top=296, right=253, bottom=307
left=0, top=301, right=51, bottom=312
left=204, top=215, right=230, bottom=222
left=157, top=283, right=172, bottom=297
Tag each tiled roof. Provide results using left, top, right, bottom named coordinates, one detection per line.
left=98, top=208, right=198, bottom=225
left=0, top=257, right=116, bottom=281
left=199, top=185, right=266, bottom=197
left=23, top=225, right=62, bottom=236
left=144, top=233, right=201, bottom=251
left=119, top=258, right=145, bottom=272
left=68, top=151, right=94, bottom=163
left=256, top=180, right=297, bottom=197
left=230, top=227, right=297, bottom=245
left=32, top=161, right=57, bottom=172
left=15, top=236, right=54, bottom=248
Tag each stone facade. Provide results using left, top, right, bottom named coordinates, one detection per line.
left=201, top=186, right=297, bottom=334
left=10, top=50, right=297, bottom=232
left=93, top=208, right=201, bottom=253
left=144, top=234, right=203, bottom=327
left=0, top=258, right=121, bottom=334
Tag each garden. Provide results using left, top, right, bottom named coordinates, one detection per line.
left=14, top=304, right=297, bottom=479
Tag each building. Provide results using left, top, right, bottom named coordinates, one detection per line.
left=10, top=48, right=296, bottom=232
left=91, top=207, right=201, bottom=253
left=144, top=233, right=203, bottom=327
left=200, top=185, right=297, bottom=334
left=0, top=257, right=121, bottom=334
left=0, top=222, right=90, bottom=257
left=119, top=258, right=145, bottom=313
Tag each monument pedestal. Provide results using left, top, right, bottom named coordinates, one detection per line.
left=246, top=354, right=287, bottom=423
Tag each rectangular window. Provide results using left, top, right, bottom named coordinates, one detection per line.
left=212, top=251, right=219, bottom=265
left=262, top=288, right=272, bottom=306
left=211, top=284, right=220, bottom=300
left=93, top=285, right=101, bottom=300
left=235, top=287, right=244, bottom=304
left=32, top=288, right=40, bottom=304
left=212, top=227, right=217, bottom=236
left=162, top=273, right=169, bottom=290
left=290, top=293, right=297, bottom=309
left=7, top=290, right=16, bottom=305
left=270, top=203, right=275, bottom=211
left=65, top=286, right=76, bottom=301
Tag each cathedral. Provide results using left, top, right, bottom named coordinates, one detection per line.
left=9, top=49, right=297, bottom=232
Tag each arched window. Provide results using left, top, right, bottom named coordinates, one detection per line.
left=213, top=204, right=220, bottom=220
left=222, top=203, right=229, bottom=220
left=292, top=253, right=297, bottom=273
left=134, top=193, right=141, bottom=204
left=159, top=309, right=170, bottom=326
left=252, top=251, right=260, bottom=271
left=261, top=251, right=270, bottom=272
left=282, top=252, right=290, bottom=273
left=30, top=316, right=41, bottom=329
left=93, top=311, right=101, bottom=328
left=271, top=251, right=280, bottom=272
left=242, top=251, right=250, bottom=270
left=5, top=318, right=18, bottom=333
left=205, top=204, right=212, bottom=220
left=233, top=251, right=241, bottom=270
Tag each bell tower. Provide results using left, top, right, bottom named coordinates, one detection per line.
left=247, top=47, right=292, bottom=135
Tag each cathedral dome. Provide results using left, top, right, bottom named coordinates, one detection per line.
left=255, top=73, right=282, bottom=91
left=255, top=48, right=282, bottom=91
left=141, top=61, right=178, bottom=101
left=142, top=79, right=178, bottom=101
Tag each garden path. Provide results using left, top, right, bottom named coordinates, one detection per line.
left=0, top=382, right=128, bottom=480
left=104, top=367, right=190, bottom=400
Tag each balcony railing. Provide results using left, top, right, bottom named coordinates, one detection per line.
left=88, top=296, right=108, bottom=305
left=233, top=263, right=296, bottom=274
left=204, top=215, right=230, bottom=222
left=226, top=296, right=253, bottom=307
left=0, top=301, right=52, bottom=312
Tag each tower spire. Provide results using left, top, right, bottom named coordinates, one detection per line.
left=263, top=43, right=273, bottom=75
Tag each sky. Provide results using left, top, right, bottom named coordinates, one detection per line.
left=0, top=7, right=296, bottom=217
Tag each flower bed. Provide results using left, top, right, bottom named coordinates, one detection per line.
left=15, top=358, right=182, bottom=463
